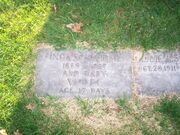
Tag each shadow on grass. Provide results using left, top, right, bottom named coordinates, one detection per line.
left=9, top=94, right=44, bottom=134
left=39, top=0, right=180, bottom=50
left=5, top=64, right=47, bottom=134
left=8, top=80, right=78, bottom=135
left=0, top=0, right=81, bottom=134
left=158, top=96, right=180, bottom=127
left=2, top=0, right=180, bottom=135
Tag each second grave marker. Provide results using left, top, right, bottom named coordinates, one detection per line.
left=137, top=51, right=180, bottom=96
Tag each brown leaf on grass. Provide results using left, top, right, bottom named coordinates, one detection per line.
left=25, top=103, right=35, bottom=110
left=0, top=129, right=8, bottom=135
left=14, top=130, right=23, bottom=135
left=66, top=23, right=83, bottom=33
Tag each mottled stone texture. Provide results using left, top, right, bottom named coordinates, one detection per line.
left=35, top=49, right=132, bottom=98
left=137, top=51, right=180, bottom=96
left=36, top=49, right=180, bottom=98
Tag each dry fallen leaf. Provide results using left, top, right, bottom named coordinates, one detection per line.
left=0, top=129, right=7, bottom=135
left=14, top=130, right=23, bottom=135
left=25, top=103, right=35, bottom=110
left=66, top=23, right=83, bottom=33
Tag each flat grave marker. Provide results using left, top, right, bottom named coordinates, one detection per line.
left=35, top=48, right=132, bottom=98
left=137, top=51, right=180, bottom=96
left=36, top=48, right=180, bottom=98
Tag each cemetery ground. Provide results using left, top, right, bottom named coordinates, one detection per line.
left=0, top=0, right=180, bottom=135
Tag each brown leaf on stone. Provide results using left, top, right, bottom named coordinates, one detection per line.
left=25, top=103, right=35, bottom=110
left=14, top=130, right=23, bottom=135
left=0, top=129, right=8, bottom=135
left=66, top=23, right=83, bottom=33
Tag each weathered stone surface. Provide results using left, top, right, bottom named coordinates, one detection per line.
left=137, top=51, right=180, bottom=96
left=35, top=48, right=132, bottom=98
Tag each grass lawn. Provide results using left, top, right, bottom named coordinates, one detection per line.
left=40, top=0, right=180, bottom=50
left=0, top=0, right=180, bottom=134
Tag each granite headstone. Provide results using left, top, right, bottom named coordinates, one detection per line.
left=137, top=51, right=180, bottom=96
left=35, top=48, right=132, bottom=98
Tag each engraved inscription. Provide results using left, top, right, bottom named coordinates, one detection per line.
left=139, top=64, right=179, bottom=72
left=137, top=52, right=180, bottom=96
left=141, top=52, right=180, bottom=62
left=36, top=49, right=132, bottom=98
